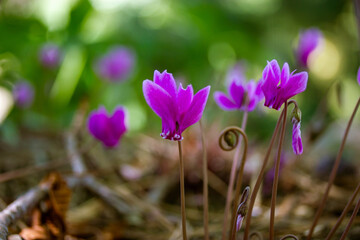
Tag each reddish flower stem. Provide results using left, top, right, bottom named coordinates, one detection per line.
left=178, top=141, right=187, bottom=240
left=243, top=109, right=285, bottom=240
left=200, top=120, right=209, bottom=240
left=339, top=195, right=360, bottom=240
left=307, top=97, right=360, bottom=239
left=326, top=182, right=360, bottom=240
left=228, top=128, right=249, bottom=240
left=269, top=101, right=288, bottom=240
left=221, top=111, right=248, bottom=240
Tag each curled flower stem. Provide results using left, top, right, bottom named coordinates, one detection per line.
left=326, top=182, right=360, bottom=240
left=339, top=195, right=360, bottom=240
left=221, top=112, right=249, bottom=240
left=243, top=107, right=286, bottom=240
left=178, top=141, right=187, bottom=240
left=231, top=186, right=250, bottom=240
left=269, top=101, right=288, bottom=240
left=279, top=234, right=299, bottom=240
left=249, top=231, right=263, bottom=240
left=307, top=97, right=360, bottom=240
left=200, top=120, right=209, bottom=240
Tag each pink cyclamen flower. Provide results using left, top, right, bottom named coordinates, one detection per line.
left=13, top=81, right=34, bottom=108
left=214, top=64, right=263, bottom=112
left=261, top=60, right=308, bottom=110
left=296, top=28, right=323, bottom=67
left=143, top=70, right=210, bottom=141
left=357, top=66, right=360, bottom=86
left=292, top=120, right=303, bottom=155
left=87, top=106, right=127, bottom=147
left=95, top=46, right=135, bottom=82
left=39, top=44, right=61, bottom=68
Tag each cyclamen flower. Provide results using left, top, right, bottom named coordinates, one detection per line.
left=39, top=44, right=61, bottom=68
left=357, top=66, right=360, bottom=86
left=261, top=60, right=308, bottom=110
left=87, top=106, right=127, bottom=147
left=95, top=46, right=135, bottom=82
left=214, top=67, right=264, bottom=112
left=13, top=81, right=34, bottom=108
left=296, top=28, right=323, bottom=67
left=143, top=70, right=210, bottom=141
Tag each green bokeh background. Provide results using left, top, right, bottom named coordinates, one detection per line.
left=0, top=0, right=359, bottom=144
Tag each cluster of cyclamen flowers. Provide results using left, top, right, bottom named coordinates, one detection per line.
left=85, top=28, right=325, bottom=148
left=87, top=58, right=307, bottom=153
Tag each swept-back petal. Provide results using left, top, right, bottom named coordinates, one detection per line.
left=268, top=59, right=281, bottom=81
left=88, top=107, right=121, bottom=147
left=180, top=86, right=210, bottom=132
left=177, top=83, right=194, bottom=115
left=229, top=81, right=245, bottom=107
left=153, top=70, right=177, bottom=98
left=282, top=71, right=308, bottom=100
left=246, top=81, right=257, bottom=111
left=262, top=61, right=280, bottom=108
left=357, top=66, right=360, bottom=86
left=110, top=107, right=127, bottom=137
left=280, top=62, right=290, bottom=87
left=214, top=91, right=238, bottom=111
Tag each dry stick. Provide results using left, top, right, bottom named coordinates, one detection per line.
left=243, top=109, right=285, bottom=240
left=269, top=102, right=288, bottom=240
left=200, top=120, right=209, bottom=240
left=178, top=141, right=187, bottom=240
left=339, top=195, right=360, bottom=240
left=0, top=181, right=53, bottom=239
left=65, top=132, right=131, bottom=214
left=306, top=97, right=360, bottom=239
left=221, top=111, right=248, bottom=240
left=326, top=182, right=360, bottom=240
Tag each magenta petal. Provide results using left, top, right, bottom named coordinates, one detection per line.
left=282, top=71, right=308, bottom=100
left=88, top=106, right=123, bottom=147
left=214, top=91, right=238, bottom=111
left=180, top=86, right=210, bottom=132
left=357, top=67, right=360, bottom=86
left=280, top=62, right=290, bottom=87
left=229, top=81, right=245, bottom=107
left=268, top=59, right=281, bottom=81
left=177, top=83, right=194, bottom=114
left=246, top=81, right=256, bottom=111
left=110, top=107, right=127, bottom=139
left=154, top=70, right=177, bottom=98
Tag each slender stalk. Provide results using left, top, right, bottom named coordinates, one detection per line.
left=243, top=108, right=285, bottom=240
left=269, top=102, right=288, bottom=240
left=222, top=111, right=249, bottom=240
left=339, top=195, right=360, bottom=240
left=326, top=182, right=360, bottom=240
left=307, top=97, right=360, bottom=239
left=178, top=141, right=187, bottom=240
left=200, top=120, right=209, bottom=240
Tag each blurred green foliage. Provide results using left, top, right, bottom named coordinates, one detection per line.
left=0, top=0, right=358, bottom=144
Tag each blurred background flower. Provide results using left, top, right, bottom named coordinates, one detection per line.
left=12, top=80, right=34, bottom=108
left=39, top=43, right=61, bottom=69
left=94, top=46, right=135, bottom=83
left=296, top=28, right=323, bottom=68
